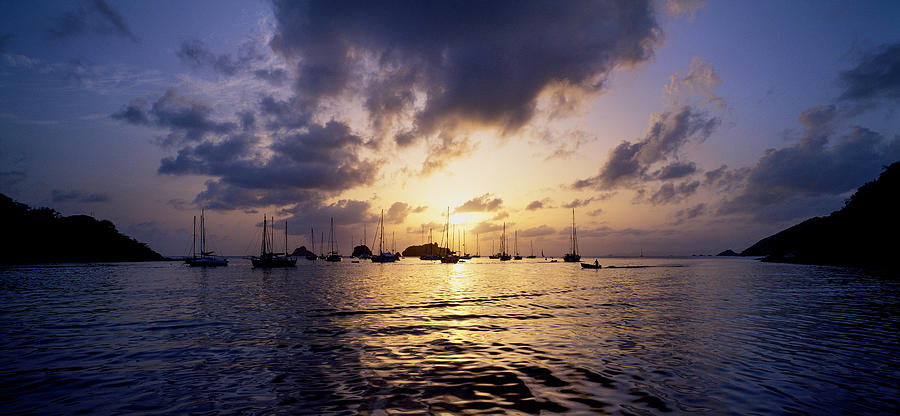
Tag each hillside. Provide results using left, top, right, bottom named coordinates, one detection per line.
left=402, top=243, right=450, bottom=257
left=0, top=193, right=165, bottom=264
left=741, top=161, right=900, bottom=269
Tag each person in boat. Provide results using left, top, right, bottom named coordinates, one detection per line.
left=595, top=260, right=599, bottom=267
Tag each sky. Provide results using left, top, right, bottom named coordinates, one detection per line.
left=1, top=0, right=899, bottom=257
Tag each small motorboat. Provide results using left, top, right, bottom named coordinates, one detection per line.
left=581, top=262, right=602, bottom=269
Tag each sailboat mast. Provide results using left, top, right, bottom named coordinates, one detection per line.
left=262, top=215, right=268, bottom=255
left=201, top=210, right=206, bottom=256
left=192, top=215, right=196, bottom=258
left=571, top=209, right=576, bottom=255
left=330, top=217, right=335, bottom=254
left=284, top=221, right=288, bottom=256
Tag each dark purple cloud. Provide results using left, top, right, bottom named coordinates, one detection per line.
left=562, top=197, right=600, bottom=209
left=280, top=198, right=380, bottom=236
left=839, top=42, right=900, bottom=102
left=719, top=105, right=900, bottom=221
left=525, top=198, right=552, bottom=211
left=46, top=0, right=139, bottom=43
left=519, top=225, right=556, bottom=238
left=646, top=180, right=700, bottom=205
left=176, top=38, right=265, bottom=77
left=671, top=203, right=706, bottom=225
left=573, top=106, right=719, bottom=190
left=167, top=120, right=379, bottom=211
left=654, top=161, right=698, bottom=180
left=268, top=0, right=664, bottom=172
left=704, top=164, right=750, bottom=192
left=385, top=202, right=427, bottom=224
left=471, top=221, right=504, bottom=235
left=112, top=88, right=237, bottom=145
left=456, top=193, right=504, bottom=213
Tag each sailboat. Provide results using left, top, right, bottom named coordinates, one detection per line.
left=499, top=223, right=511, bottom=261
left=372, top=210, right=397, bottom=263
left=526, top=240, right=536, bottom=258
left=440, top=207, right=459, bottom=263
left=472, top=234, right=481, bottom=258
left=306, top=228, right=318, bottom=260
left=325, top=217, right=342, bottom=262
left=251, top=216, right=297, bottom=268
left=563, top=209, right=581, bottom=262
left=459, top=228, right=471, bottom=259
left=420, top=227, right=441, bottom=260
left=186, top=210, right=228, bottom=267
left=513, top=230, right=523, bottom=260
left=359, top=224, right=372, bottom=259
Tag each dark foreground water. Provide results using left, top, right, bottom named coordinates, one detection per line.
left=1, top=257, right=898, bottom=414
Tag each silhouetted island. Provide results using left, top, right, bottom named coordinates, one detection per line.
left=290, top=246, right=316, bottom=257
left=740, top=161, right=900, bottom=270
left=717, top=249, right=739, bottom=256
left=0, top=193, right=164, bottom=265
left=352, top=245, right=373, bottom=257
left=402, top=243, right=450, bottom=257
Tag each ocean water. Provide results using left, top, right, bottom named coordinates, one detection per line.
left=1, top=257, right=898, bottom=414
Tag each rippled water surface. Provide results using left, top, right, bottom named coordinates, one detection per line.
left=2, top=257, right=898, bottom=414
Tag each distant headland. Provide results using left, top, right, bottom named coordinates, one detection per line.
left=0, top=193, right=164, bottom=265
left=740, top=161, right=899, bottom=270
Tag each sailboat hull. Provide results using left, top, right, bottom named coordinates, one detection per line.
left=252, top=257, right=297, bottom=268
left=187, top=257, right=228, bottom=267
left=371, top=254, right=397, bottom=262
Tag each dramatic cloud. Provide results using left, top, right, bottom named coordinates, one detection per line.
left=46, top=0, right=139, bottom=43
left=281, top=198, right=379, bottom=235
left=268, top=0, right=666, bottom=172
left=653, top=161, right=698, bottom=180
left=519, top=225, right=556, bottom=238
left=540, top=129, right=595, bottom=161
left=384, top=202, right=426, bottom=224
left=491, top=211, right=510, bottom=221
left=176, top=38, right=265, bottom=77
left=471, top=221, right=504, bottom=235
left=672, top=203, right=706, bottom=225
left=525, top=198, right=552, bottom=211
left=456, top=193, right=503, bottom=213
left=166, top=121, right=378, bottom=210
left=645, top=180, right=700, bottom=205
left=562, top=199, right=590, bottom=209
left=664, top=57, right=724, bottom=109
left=704, top=164, right=749, bottom=192
left=51, top=189, right=109, bottom=203
left=839, top=42, right=900, bottom=102
left=420, top=134, right=476, bottom=176
left=719, top=105, right=900, bottom=220
left=573, top=106, right=719, bottom=189
left=661, top=0, right=707, bottom=21
left=112, top=88, right=237, bottom=145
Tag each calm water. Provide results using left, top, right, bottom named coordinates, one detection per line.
left=1, top=257, right=898, bottom=414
